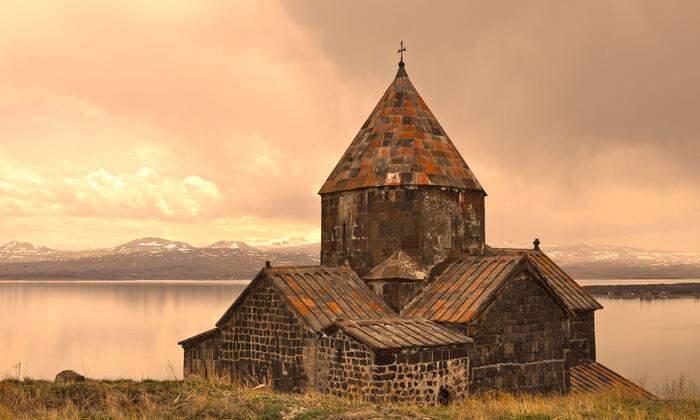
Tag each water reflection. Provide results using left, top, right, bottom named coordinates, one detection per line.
left=596, top=297, right=700, bottom=390
left=0, top=281, right=247, bottom=380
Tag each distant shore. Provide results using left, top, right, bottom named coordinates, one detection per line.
left=582, top=283, right=700, bottom=298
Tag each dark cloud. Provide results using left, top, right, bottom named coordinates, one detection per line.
left=282, top=0, right=700, bottom=250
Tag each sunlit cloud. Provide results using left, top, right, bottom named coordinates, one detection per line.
left=1, top=1, right=699, bottom=251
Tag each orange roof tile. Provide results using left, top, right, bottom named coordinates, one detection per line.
left=319, top=64, right=484, bottom=195
left=216, top=265, right=394, bottom=332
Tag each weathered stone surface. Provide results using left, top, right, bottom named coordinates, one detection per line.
left=317, top=330, right=470, bottom=404
left=219, top=277, right=316, bottom=392
left=363, top=250, right=428, bottom=312
left=566, top=310, right=596, bottom=366
left=55, top=370, right=86, bottom=384
left=463, top=271, right=568, bottom=393
left=367, top=280, right=425, bottom=313
left=181, top=330, right=221, bottom=380
left=321, top=187, right=484, bottom=276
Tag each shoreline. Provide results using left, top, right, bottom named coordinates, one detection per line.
left=583, top=282, right=700, bottom=298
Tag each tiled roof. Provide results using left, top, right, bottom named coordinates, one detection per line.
left=401, top=255, right=528, bottom=323
left=319, top=64, right=484, bottom=195
left=216, top=265, right=393, bottom=332
left=570, top=362, right=656, bottom=399
left=487, top=247, right=603, bottom=311
left=325, top=317, right=472, bottom=351
left=363, top=250, right=426, bottom=281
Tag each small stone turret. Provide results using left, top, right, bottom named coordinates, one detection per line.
left=363, top=250, right=427, bottom=312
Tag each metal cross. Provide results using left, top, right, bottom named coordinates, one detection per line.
left=397, top=40, right=406, bottom=62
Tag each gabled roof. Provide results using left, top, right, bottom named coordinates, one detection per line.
left=363, top=250, right=426, bottom=281
left=319, top=64, right=484, bottom=195
left=216, top=265, right=393, bottom=332
left=402, top=255, right=539, bottom=323
left=401, top=250, right=601, bottom=323
left=324, top=317, right=472, bottom=351
left=570, top=362, right=656, bottom=399
left=486, top=247, right=603, bottom=311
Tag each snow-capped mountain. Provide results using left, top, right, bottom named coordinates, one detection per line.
left=2, top=238, right=699, bottom=280
left=0, top=241, right=61, bottom=261
left=0, top=238, right=320, bottom=280
left=490, top=241, right=700, bottom=279
left=545, top=244, right=700, bottom=267
left=206, top=240, right=260, bottom=253
left=255, top=237, right=314, bottom=249
left=113, top=238, right=195, bottom=254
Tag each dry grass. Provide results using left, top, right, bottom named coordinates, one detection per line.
left=0, top=378, right=698, bottom=419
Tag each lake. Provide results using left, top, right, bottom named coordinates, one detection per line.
left=1, top=280, right=698, bottom=393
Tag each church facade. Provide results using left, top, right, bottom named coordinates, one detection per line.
left=179, top=59, right=653, bottom=403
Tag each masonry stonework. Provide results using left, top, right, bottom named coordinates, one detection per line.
left=219, top=278, right=316, bottom=392
left=464, top=272, right=568, bottom=393
left=181, top=330, right=221, bottom=381
left=321, top=187, right=484, bottom=276
left=367, top=280, right=424, bottom=313
left=566, top=310, right=596, bottom=366
left=317, top=330, right=470, bottom=404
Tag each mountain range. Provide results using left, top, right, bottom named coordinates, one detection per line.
left=0, top=238, right=320, bottom=280
left=1, top=239, right=700, bottom=280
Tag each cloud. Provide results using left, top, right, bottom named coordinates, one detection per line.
left=0, top=149, right=224, bottom=220
left=281, top=0, right=700, bottom=250
left=1, top=1, right=700, bottom=251
left=62, top=168, right=225, bottom=219
left=0, top=149, right=44, bottom=185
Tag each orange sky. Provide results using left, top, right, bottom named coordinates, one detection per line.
left=1, top=1, right=699, bottom=251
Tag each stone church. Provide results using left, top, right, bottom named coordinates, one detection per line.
left=179, top=56, right=653, bottom=403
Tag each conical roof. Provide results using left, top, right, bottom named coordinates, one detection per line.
left=319, top=63, right=484, bottom=195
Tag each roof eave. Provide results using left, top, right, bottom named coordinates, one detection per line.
left=318, top=184, right=487, bottom=196
left=215, top=268, right=268, bottom=327
left=178, top=327, right=220, bottom=346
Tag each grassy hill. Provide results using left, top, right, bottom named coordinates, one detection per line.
left=0, top=379, right=698, bottom=419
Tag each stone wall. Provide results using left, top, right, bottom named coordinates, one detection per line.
left=219, top=278, right=316, bottom=392
left=321, top=186, right=485, bottom=276
left=316, top=330, right=374, bottom=397
left=182, top=331, right=222, bottom=381
left=566, top=310, right=596, bottom=366
left=317, top=330, right=470, bottom=404
left=464, top=271, right=568, bottom=393
left=366, top=279, right=423, bottom=313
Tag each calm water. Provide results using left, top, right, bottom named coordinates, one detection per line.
left=1, top=280, right=698, bottom=392
left=578, top=278, right=700, bottom=286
